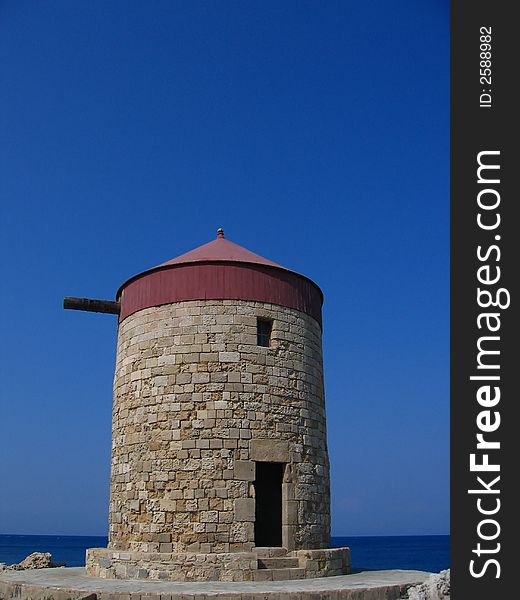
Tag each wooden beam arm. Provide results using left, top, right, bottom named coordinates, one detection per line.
left=63, top=297, right=120, bottom=315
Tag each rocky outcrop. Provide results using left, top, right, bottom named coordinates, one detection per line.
left=18, top=553, right=53, bottom=569
left=0, top=553, right=58, bottom=571
left=402, top=569, right=450, bottom=599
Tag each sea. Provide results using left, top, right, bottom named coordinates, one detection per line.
left=0, top=534, right=449, bottom=573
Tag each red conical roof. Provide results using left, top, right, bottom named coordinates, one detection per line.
left=155, top=229, right=285, bottom=270
left=117, top=228, right=323, bottom=325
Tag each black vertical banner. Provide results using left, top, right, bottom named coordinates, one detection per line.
left=451, top=2, right=517, bottom=599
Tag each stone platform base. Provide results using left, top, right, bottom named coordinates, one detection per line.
left=0, top=566, right=432, bottom=600
left=86, top=546, right=350, bottom=582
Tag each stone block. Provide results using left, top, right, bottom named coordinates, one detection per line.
left=283, top=525, right=297, bottom=550
left=250, top=439, right=290, bottom=462
left=282, top=500, right=298, bottom=525
left=219, top=352, right=240, bottom=362
left=252, top=569, right=273, bottom=581
left=234, top=460, right=255, bottom=481
left=234, top=498, right=255, bottom=522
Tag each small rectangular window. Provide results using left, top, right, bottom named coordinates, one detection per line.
left=257, top=318, right=272, bottom=347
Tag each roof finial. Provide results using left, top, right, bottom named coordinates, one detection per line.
left=217, top=228, right=225, bottom=239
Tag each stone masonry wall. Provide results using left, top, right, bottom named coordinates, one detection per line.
left=104, top=299, right=330, bottom=562
left=85, top=546, right=350, bottom=582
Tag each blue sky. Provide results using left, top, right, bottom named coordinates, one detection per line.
left=0, top=1, right=449, bottom=536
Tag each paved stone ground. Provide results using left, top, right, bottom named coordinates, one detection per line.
left=0, top=567, right=431, bottom=600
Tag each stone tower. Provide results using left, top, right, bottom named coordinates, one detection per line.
left=65, top=230, right=349, bottom=581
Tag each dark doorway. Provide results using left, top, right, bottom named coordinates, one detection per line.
left=254, top=462, right=283, bottom=547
